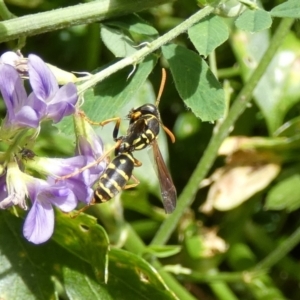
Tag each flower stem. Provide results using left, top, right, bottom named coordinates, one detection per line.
left=0, top=0, right=174, bottom=43
left=77, top=6, right=215, bottom=94
left=150, top=17, right=295, bottom=246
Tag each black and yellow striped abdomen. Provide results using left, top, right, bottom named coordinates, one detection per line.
left=93, top=152, right=135, bottom=203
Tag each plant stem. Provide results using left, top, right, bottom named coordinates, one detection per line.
left=0, top=0, right=173, bottom=43
left=253, top=225, right=300, bottom=271
left=0, top=0, right=14, bottom=20
left=210, top=282, right=239, bottom=300
left=218, top=67, right=240, bottom=78
left=77, top=6, right=215, bottom=94
left=150, top=18, right=295, bottom=246
left=209, top=50, right=218, bottom=78
left=180, top=270, right=246, bottom=283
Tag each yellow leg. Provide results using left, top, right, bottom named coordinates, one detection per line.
left=79, top=110, right=121, bottom=127
left=133, top=158, right=142, bottom=167
left=124, top=174, right=140, bottom=189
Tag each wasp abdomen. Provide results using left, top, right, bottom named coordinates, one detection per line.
left=93, top=153, right=135, bottom=203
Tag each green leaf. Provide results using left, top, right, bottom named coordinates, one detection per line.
left=64, top=248, right=177, bottom=300
left=63, top=260, right=113, bottom=300
left=105, top=14, right=158, bottom=36
left=0, top=211, right=66, bottom=299
left=101, top=15, right=158, bottom=57
left=101, top=24, right=137, bottom=57
left=85, top=55, right=157, bottom=121
left=108, top=248, right=176, bottom=299
left=188, top=15, right=229, bottom=57
left=53, top=210, right=109, bottom=283
left=265, top=174, right=300, bottom=212
left=231, top=31, right=300, bottom=133
left=162, top=44, right=225, bottom=121
left=271, top=0, right=300, bottom=18
left=56, top=54, right=158, bottom=136
left=235, top=9, right=272, bottom=32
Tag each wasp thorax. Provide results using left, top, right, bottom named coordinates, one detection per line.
left=131, top=104, right=160, bottom=119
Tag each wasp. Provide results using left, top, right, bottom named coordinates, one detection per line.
left=96, top=69, right=177, bottom=213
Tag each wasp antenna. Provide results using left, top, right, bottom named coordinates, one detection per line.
left=162, top=124, right=176, bottom=143
left=155, top=68, right=167, bottom=107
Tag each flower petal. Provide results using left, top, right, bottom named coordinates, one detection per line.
left=47, top=101, right=76, bottom=123
left=0, top=64, right=27, bottom=122
left=77, top=135, right=104, bottom=158
left=42, top=184, right=78, bottom=211
left=23, top=199, right=54, bottom=244
left=28, top=54, right=58, bottom=101
left=75, top=135, right=106, bottom=184
left=0, top=51, right=20, bottom=66
left=47, top=173, right=93, bottom=204
left=36, top=156, right=87, bottom=176
left=46, top=83, right=77, bottom=122
left=27, top=92, right=47, bottom=119
left=14, top=106, right=40, bottom=128
left=48, top=82, right=78, bottom=105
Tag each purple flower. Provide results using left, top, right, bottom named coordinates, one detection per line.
left=0, top=162, right=77, bottom=244
left=0, top=162, right=78, bottom=244
left=0, top=64, right=43, bottom=129
left=23, top=178, right=77, bottom=244
left=44, top=156, right=95, bottom=204
left=25, top=155, right=100, bottom=204
left=28, top=54, right=78, bottom=123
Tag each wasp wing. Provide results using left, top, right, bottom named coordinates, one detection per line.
left=152, top=140, right=176, bottom=213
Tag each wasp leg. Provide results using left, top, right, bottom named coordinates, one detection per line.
left=79, top=110, right=121, bottom=128
left=70, top=206, right=88, bottom=219
left=133, top=158, right=142, bottom=167
left=111, top=118, right=122, bottom=141
left=56, top=140, right=121, bottom=181
left=69, top=196, right=98, bottom=218
left=79, top=111, right=122, bottom=143
left=124, top=174, right=140, bottom=189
